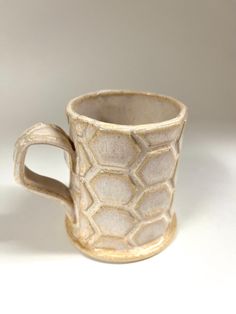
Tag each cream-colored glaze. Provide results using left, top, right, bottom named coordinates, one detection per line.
left=14, top=90, right=187, bottom=263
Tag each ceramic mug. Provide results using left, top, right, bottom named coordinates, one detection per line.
left=14, top=90, right=187, bottom=262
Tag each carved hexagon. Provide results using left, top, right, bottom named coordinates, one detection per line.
left=78, top=212, right=94, bottom=240
left=133, top=218, right=168, bottom=246
left=90, top=131, right=140, bottom=167
left=137, top=123, right=183, bottom=147
left=94, top=236, right=130, bottom=250
left=93, top=207, right=135, bottom=237
left=136, top=148, right=177, bottom=186
left=91, top=172, right=136, bottom=205
left=135, top=183, right=173, bottom=218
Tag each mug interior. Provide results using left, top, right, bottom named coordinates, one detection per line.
left=69, top=91, right=184, bottom=126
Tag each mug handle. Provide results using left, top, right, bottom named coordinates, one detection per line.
left=14, top=122, right=76, bottom=212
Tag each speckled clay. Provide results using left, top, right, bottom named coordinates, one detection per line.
left=14, top=90, right=187, bottom=262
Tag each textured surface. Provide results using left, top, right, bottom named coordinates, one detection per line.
left=69, top=116, right=185, bottom=251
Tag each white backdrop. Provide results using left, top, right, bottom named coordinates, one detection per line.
left=0, top=1, right=235, bottom=313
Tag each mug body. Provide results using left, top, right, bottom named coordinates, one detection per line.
left=66, top=90, right=187, bottom=262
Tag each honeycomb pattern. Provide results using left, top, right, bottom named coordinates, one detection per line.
left=91, top=172, right=136, bottom=205
left=90, top=131, right=140, bottom=167
left=137, top=148, right=177, bottom=186
left=135, top=183, right=173, bottom=218
left=69, top=119, right=185, bottom=250
left=93, top=207, right=135, bottom=237
left=133, top=217, right=168, bottom=246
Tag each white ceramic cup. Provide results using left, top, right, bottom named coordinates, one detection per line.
left=14, top=90, right=187, bottom=262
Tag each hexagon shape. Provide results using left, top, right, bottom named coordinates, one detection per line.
left=78, top=212, right=94, bottom=240
left=90, top=131, right=140, bottom=167
left=77, top=144, right=92, bottom=176
left=133, top=218, right=168, bottom=246
left=79, top=183, right=93, bottom=211
left=137, top=148, right=177, bottom=186
left=91, top=172, right=136, bottom=205
left=94, top=236, right=130, bottom=250
left=93, top=207, right=135, bottom=237
left=135, top=184, right=173, bottom=218
left=137, top=123, right=183, bottom=147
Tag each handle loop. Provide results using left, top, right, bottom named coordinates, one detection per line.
left=14, top=123, right=76, bottom=214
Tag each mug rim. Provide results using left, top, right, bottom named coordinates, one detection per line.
left=66, top=90, right=187, bottom=131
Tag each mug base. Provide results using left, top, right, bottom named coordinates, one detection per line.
left=65, top=214, right=177, bottom=263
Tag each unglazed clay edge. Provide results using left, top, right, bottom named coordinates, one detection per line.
left=65, top=213, right=177, bottom=263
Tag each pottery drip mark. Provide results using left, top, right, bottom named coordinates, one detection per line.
left=71, top=120, right=186, bottom=250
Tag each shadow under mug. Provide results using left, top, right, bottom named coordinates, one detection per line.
left=14, top=90, right=187, bottom=263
